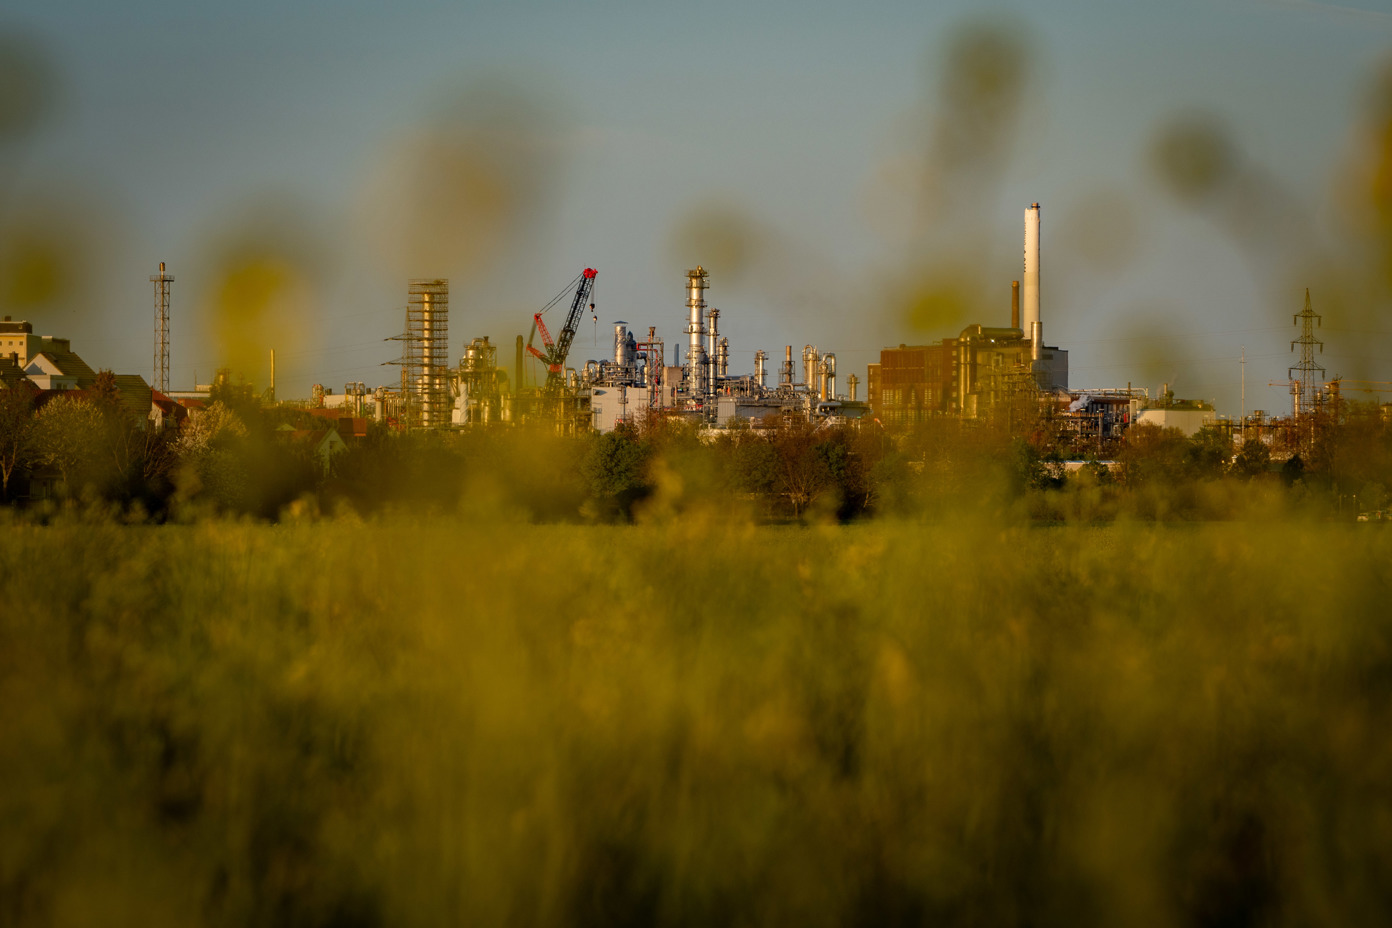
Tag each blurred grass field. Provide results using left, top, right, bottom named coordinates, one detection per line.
left=3, top=513, right=1391, bottom=927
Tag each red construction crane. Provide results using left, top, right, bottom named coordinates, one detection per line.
left=526, top=268, right=597, bottom=390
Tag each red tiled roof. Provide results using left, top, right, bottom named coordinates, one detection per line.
left=304, top=408, right=368, bottom=438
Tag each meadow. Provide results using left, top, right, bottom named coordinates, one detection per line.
left=4, top=508, right=1391, bottom=928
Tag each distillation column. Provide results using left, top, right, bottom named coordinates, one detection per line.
left=407, top=279, right=450, bottom=428
left=802, top=345, right=819, bottom=391
left=707, top=306, right=720, bottom=396
left=686, top=266, right=708, bottom=402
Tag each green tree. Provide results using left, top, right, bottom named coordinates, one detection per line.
left=30, top=396, right=105, bottom=495
left=813, top=424, right=884, bottom=519
left=0, top=383, right=37, bottom=500
left=770, top=416, right=833, bottom=518
left=92, top=368, right=121, bottom=411
left=1326, top=401, right=1392, bottom=496
left=726, top=432, right=778, bottom=498
left=581, top=427, right=651, bottom=520
left=1281, top=453, right=1305, bottom=486
left=1117, top=424, right=1190, bottom=486
left=1007, top=436, right=1047, bottom=493
left=208, top=375, right=262, bottom=432
left=1185, top=427, right=1231, bottom=480
left=89, top=369, right=150, bottom=500
left=1231, top=437, right=1271, bottom=479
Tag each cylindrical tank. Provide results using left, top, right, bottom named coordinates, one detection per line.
left=823, top=353, right=836, bottom=400
left=718, top=337, right=729, bottom=378
left=781, top=346, right=794, bottom=388
left=614, top=322, right=630, bottom=367
left=464, top=337, right=493, bottom=374
left=754, top=349, right=767, bottom=388
left=1023, top=203, right=1041, bottom=342
left=847, top=373, right=859, bottom=403
left=803, top=345, right=817, bottom=389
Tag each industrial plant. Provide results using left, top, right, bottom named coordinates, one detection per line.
left=310, top=260, right=869, bottom=435
left=318, top=202, right=1077, bottom=437
left=2, top=200, right=1381, bottom=475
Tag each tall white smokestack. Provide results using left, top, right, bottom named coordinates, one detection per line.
left=1023, top=203, right=1041, bottom=359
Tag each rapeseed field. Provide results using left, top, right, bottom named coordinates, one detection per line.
left=3, top=504, right=1390, bottom=927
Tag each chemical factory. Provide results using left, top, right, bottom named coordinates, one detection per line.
left=6, top=201, right=1365, bottom=457
left=316, top=202, right=1093, bottom=436
left=319, top=261, right=870, bottom=434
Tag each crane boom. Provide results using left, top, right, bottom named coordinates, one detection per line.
left=552, top=268, right=598, bottom=385
left=526, top=268, right=598, bottom=389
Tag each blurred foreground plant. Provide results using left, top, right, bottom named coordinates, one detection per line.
left=3, top=516, right=1391, bottom=926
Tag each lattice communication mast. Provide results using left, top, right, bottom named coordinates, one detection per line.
left=1289, top=288, right=1324, bottom=417
left=406, top=279, right=450, bottom=428
left=150, top=262, right=174, bottom=393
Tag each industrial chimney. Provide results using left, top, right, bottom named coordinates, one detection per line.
left=1023, top=203, right=1041, bottom=360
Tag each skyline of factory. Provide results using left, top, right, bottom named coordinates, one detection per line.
left=1, top=201, right=1359, bottom=442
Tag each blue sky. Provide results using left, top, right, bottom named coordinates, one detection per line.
left=4, top=0, right=1392, bottom=413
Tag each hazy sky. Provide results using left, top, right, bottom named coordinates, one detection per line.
left=4, top=0, right=1392, bottom=414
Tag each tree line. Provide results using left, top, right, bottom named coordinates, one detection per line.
left=2, top=378, right=1391, bottom=522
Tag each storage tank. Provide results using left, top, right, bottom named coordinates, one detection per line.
left=614, top=322, right=633, bottom=368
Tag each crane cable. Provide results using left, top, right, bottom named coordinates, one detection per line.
left=536, top=271, right=586, bottom=320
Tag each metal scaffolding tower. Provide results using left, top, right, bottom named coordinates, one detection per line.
left=1289, top=288, right=1324, bottom=417
left=406, top=279, right=450, bottom=428
left=150, top=262, right=173, bottom=393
